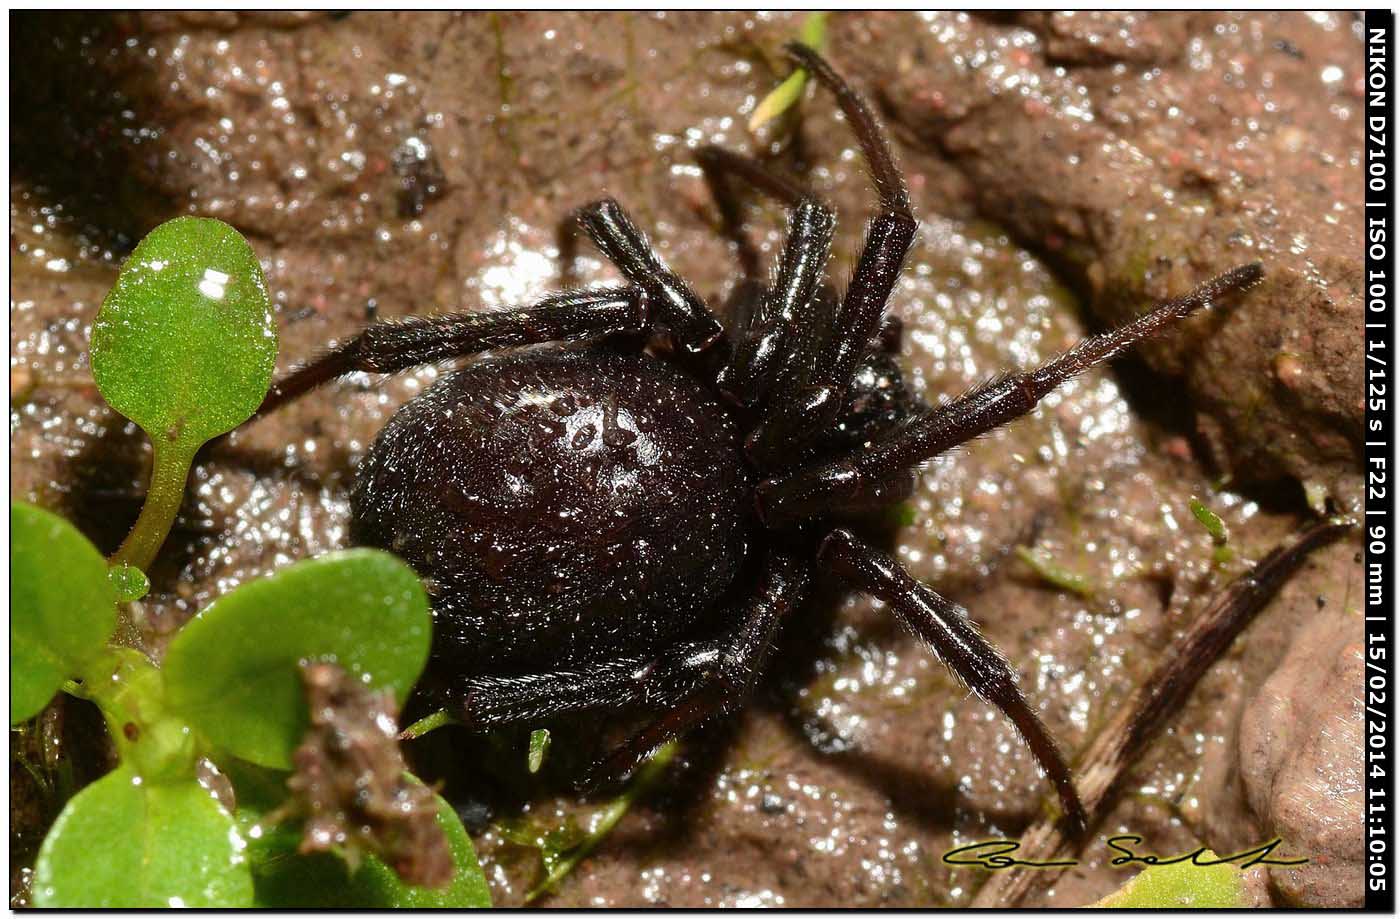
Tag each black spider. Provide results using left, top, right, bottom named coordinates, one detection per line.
left=248, top=44, right=1262, bottom=835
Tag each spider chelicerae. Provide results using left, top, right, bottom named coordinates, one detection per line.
left=248, top=43, right=1262, bottom=834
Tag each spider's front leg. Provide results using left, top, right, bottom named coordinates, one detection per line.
left=248, top=286, right=648, bottom=421
left=743, top=44, right=919, bottom=466
left=759, top=263, right=1266, bottom=527
left=715, top=197, right=836, bottom=407
left=818, top=527, right=1089, bottom=835
left=563, top=198, right=726, bottom=355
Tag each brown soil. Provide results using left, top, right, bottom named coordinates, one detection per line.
left=10, top=11, right=1363, bottom=907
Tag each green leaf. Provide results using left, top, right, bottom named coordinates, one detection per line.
left=1092, top=852, right=1248, bottom=908
left=1188, top=496, right=1235, bottom=564
left=245, top=788, right=492, bottom=907
left=33, top=769, right=253, bottom=908
left=11, top=503, right=118, bottom=724
left=90, top=216, right=276, bottom=448
left=91, top=217, right=277, bottom=571
left=1188, top=496, right=1229, bottom=544
left=162, top=549, right=431, bottom=769
left=748, top=12, right=829, bottom=131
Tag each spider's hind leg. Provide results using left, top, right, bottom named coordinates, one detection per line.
left=819, top=527, right=1089, bottom=835
left=580, top=550, right=810, bottom=791
left=439, top=552, right=809, bottom=792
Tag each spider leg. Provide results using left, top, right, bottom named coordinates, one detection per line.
left=695, top=147, right=848, bottom=407
left=580, top=550, right=810, bottom=792
left=875, top=313, right=904, bottom=354
left=818, top=527, right=1088, bottom=835
left=696, top=145, right=810, bottom=279
left=563, top=198, right=726, bottom=355
left=714, top=197, right=836, bottom=407
left=745, top=45, right=919, bottom=466
left=250, top=287, right=647, bottom=421
left=439, top=656, right=663, bottom=730
left=759, top=263, right=1266, bottom=526
left=725, top=277, right=768, bottom=337
left=433, top=549, right=805, bottom=727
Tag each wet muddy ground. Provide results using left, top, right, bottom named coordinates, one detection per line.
left=11, top=11, right=1364, bottom=907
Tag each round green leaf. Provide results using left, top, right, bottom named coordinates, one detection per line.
left=33, top=769, right=253, bottom=908
left=90, top=216, right=276, bottom=447
left=11, top=502, right=117, bottom=724
left=246, top=790, right=492, bottom=908
left=162, top=549, right=431, bottom=769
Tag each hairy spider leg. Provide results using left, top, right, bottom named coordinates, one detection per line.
left=693, top=143, right=909, bottom=466
left=744, top=44, right=920, bottom=466
left=697, top=147, right=845, bottom=430
left=441, top=551, right=810, bottom=790
left=252, top=287, right=648, bottom=420
left=696, top=145, right=810, bottom=280
left=562, top=198, right=726, bottom=355
left=758, top=263, right=1267, bottom=527
left=818, top=528, right=1089, bottom=836
left=714, top=197, right=836, bottom=408
left=580, top=550, right=811, bottom=791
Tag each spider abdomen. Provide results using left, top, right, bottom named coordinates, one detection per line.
left=350, top=347, right=753, bottom=671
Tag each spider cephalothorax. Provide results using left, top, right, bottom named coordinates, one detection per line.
left=250, top=44, right=1263, bottom=834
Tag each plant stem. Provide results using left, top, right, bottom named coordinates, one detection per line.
left=969, top=520, right=1350, bottom=907
left=526, top=741, right=678, bottom=903
left=110, top=436, right=196, bottom=572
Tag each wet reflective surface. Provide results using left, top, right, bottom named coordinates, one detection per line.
left=11, top=12, right=1362, bottom=907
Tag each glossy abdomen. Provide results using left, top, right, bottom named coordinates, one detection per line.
left=350, top=347, right=752, bottom=671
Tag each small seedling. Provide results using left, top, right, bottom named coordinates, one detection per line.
left=1188, top=496, right=1234, bottom=564
left=15, top=499, right=490, bottom=907
left=748, top=12, right=829, bottom=131
left=12, top=218, right=490, bottom=908
left=1015, top=545, right=1098, bottom=599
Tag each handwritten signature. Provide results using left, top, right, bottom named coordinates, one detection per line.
left=942, top=836, right=1308, bottom=871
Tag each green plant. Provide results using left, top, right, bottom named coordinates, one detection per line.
left=91, top=217, right=278, bottom=572
left=502, top=741, right=678, bottom=903
left=10, top=217, right=490, bottom=908
left=1091, top=852, right=1250, bottom=908
left=747, top=12, right=830, bottom=131
left=1014, top=544, right=1099, bottom=599
left=1188, top=495, right=1235, bottom=564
